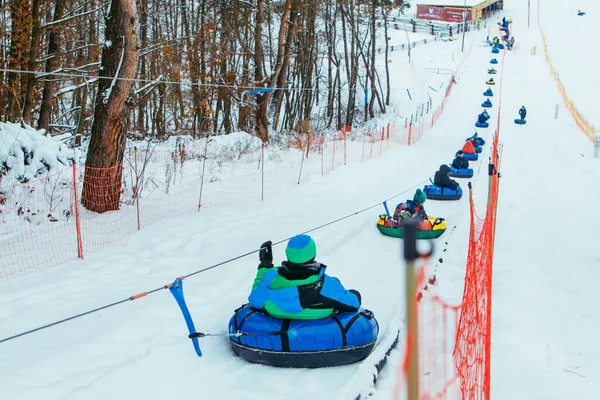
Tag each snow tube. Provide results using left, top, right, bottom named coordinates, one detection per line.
left=377, top=215, right=446, bottom=239
left=482, top=100, right=493, bottom=108
left=488, top=69, right=497, bottom=74
left=491, top=47, right=500, bottom=54
left=474, top=146, right=483, bottom=153
left=457, top=151, right=479, bottom=161
left=486, top=79, right=495, bottom=85
left=448, top=167, right=474, bottom=178
left=490, top=58, right=498, bottom=64
left=229, top=304, right=379, bottom=368
left=475, top=121, right=489, bottom=128
left=423, top=185, right=463, bottom=201
left=484, top=89, right=494, bottom=96
left=578, top=12, right=585, bottom=16
left=514, top=119, right=527, bottom=125
left=497, top=43, right=505, bottom=49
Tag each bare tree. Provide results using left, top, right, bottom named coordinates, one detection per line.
left=82, top=0, right=138, bottom=213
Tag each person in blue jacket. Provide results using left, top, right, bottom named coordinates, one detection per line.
left=519, top=106, right=527, bottom=122
left=478, top=112, right=488, bottom=124
left=249, top=235, right=361, bottom=320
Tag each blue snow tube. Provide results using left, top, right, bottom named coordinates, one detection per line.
left=578, top=12, right=586, bottom=16
left=514, top=119, right=527, bottom=125
left=423, top=185, right=463, bottom=201
left=456, top=151, right=479, bottom=161
left=448, top=167, right=474, bottom=178
left=228, top=304, right=379, bottom=368
left=491, top=47, right=500, bottom=54
left=484, top=89, right=494, bottom=96
left=474, top=146, right=483, bottom=154
left=475, top=121, right=489, bottom=128
left=490, top=58, right=498, bottom=64
left=482, top=100, right=493, bottom=108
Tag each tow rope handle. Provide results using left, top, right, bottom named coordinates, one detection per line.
left=169, top=278, right=202, bottom=357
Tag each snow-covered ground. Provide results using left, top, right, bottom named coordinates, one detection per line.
left=538, top=0, right=599, bottom=129
left=1, top=2, right=600, bottom=400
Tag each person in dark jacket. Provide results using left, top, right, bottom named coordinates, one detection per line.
left=519, top=106, right=527, bottom=122
left=393, top=188, right=427, bottom=225
left=434, top=164, right=460, bottom=190
left=478, top=113, right=488, bottom=124
left=467, top=132, right=485, bottom=146
left=249, top=235, right=361, bottom=320
left=452, top=151, right=469, bottom=169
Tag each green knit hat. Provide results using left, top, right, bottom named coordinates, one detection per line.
left=414, top=188, right=427, bottom=204
left=285, top=234, right=317, bottom=264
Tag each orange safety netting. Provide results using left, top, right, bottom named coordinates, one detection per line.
left=0, top=36, right=473, bottom=280
left=0, top=123, right=412, bottom=280
left=395, top=127, right=500, bottom=400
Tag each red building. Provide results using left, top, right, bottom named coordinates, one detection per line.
left=416, top=0, right=503, bottom=23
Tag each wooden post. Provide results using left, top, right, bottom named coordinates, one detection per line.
left=261, top=143, right=265, bottom=201
left=134, top=147, right=141, bottom=230
left=72, top=163, right=84, bottom=260
left=198, top=135, right=210, bottom=211
left=404, top=219, right=420, bottom=400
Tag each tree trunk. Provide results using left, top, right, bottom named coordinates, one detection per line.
left=369, top=2, right=377, bottom=119
left=272, top=0, right=300, bottom=131
left=5, top=0, right=32, bottom=121
left=254, top=0, right=268, bottom=142
left=383, top=5, right=391, bottom=106
left=38, top=0, right=67, bottom=131
left=22, top=0, right=43, bottom=124
left=82, top=0, right=138, bottom=213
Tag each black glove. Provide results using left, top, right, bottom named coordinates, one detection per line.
left=258, top=241, right=273, bottom=268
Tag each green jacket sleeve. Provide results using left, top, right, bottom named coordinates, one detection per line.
left=252, top=267, right=271, bottom=289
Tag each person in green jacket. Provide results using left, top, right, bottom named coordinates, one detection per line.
left=248, top=235, right=361, bottom=320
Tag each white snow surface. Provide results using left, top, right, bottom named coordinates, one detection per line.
left=1, top=3, right=600, bottom=400
left=0, top=122, right=80, bottom=185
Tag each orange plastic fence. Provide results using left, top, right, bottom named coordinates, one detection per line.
left=395, top=129, right=500, bottom=400
left=0, top=123, right=412, bottom=279
left=537, top=0, right=596, bottom=141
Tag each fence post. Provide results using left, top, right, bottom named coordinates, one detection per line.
left=71, top=163, right=84, bottom=260
left=361, top=131, right=366, bottom=163
left=134, top=147, right=141, bottom=230
left=331, top=134, right=336, bottom=171
left=380, top=127, right=384, bottom=156
left=261, top=143, right=265, bottom=201
left=321, top=134, right=324, bottom=177
left=404, top=219, right=420, bottom=400
left=594, top=135, right=600, bottom=158
left=343, top=125, right=348, bottom=165
left=554, top=104, right=559, bottom=119
left=198, top=135, right=210, bottom=211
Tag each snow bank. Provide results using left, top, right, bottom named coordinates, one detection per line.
left=0, top=122, right=81, bottom=186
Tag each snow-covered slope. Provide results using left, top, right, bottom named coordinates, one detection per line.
left=2, top=3, right=599, bottom=400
